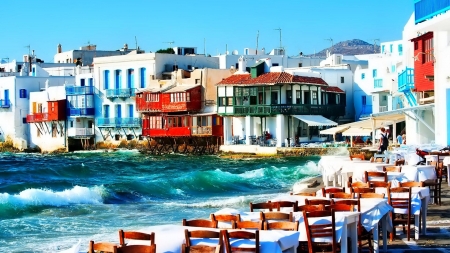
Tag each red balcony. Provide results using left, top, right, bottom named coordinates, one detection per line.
left=136, top=91, right=162, bottom=112
left=161, top=85, right=202, bottom=113
left=26, top=113, right=49, bottom=123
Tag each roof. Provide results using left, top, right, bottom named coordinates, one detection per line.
left=164, top=85, right=200, bottom=93
left=321, top=86, right=345, bottom=93
left=136, top=87, right=161, bottom=93
left=216, top=72, right=328, bottom=86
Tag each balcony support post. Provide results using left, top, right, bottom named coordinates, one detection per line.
left=245, top=115, right=253, bottom=145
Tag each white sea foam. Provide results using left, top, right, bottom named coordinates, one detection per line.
left=163, top=193, right=281, bottom=208
left=0, top=185, right=105, bottom=207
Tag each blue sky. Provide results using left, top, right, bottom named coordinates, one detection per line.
left=0, top=0, right=413, bottom=63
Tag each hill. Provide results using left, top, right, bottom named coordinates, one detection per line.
left=305, top=39, right=380, bottom=56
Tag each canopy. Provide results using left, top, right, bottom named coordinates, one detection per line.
left=293, top=115, right=337, bottom=127
left=342, top=127, right=372, bottom=136
left=320, top=126, right=349, bottom=135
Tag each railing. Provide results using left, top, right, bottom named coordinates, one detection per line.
left=65, top=86, right=95, bottom=95
left=0, top=72, right=20, bottom=77
left=227, top=104, right=346, bottom=117
left=97, top=117, right=141, bottom=127
left=67, top=108, right=95, bottom=117
left=379, top=106, right=388, bottom=112
left=398, top=68, right=414, bottom=92
left=105, top=88, right=136, bottom=98
left=26, top=113, right=49, bottom=123
left=191, top=126, right=212, bottom=135
left=68, top=128, right=94, bottom=137
left=415, top=0, right=450, bottom=24
left=374, top=79, right=383, bottom=88
left=0, top=99, right=11, bottom=108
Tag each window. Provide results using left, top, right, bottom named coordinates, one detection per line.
left=382, top=95, right=387, bottom=101
left=272, top=63, right=279, bottom=67
left=362, top=96, right=367, bottom=105
left=381, top=45, right=385, bottom=53
left=390, top=44, right=393, bottom=53
left=186, top=92, right=190, bottom=102
left=195, top=79, right=200, bottom=84
left=372, top=69, right=377, bottom=78
left=227, top=97, right=233, bottom=105
left=19, top=89, right=27, bottom=98
left=298, top=63, right=303, bottom=67
left=312, top=91, right=318, bottom=104
left=140, top=68, right=146, bottom=88
left=296, top=90, right=301, bottom=104
left=104, top=70, right=110, bottom=89
left=218, top=97, right=226, bottom=106
left=149, top=116, right=162, bottom=129
left=391, top=65, right=396, bottom=73
left=115, top=70, right=122, bottom=89
left=88, top=78, right=93, bottom=86
left=187, top=65, right=192, bottom=70
left=398, top=44, right=403, bottom=56
left=70, top=120, right=73, bottom=127
left=340, top=76, right=344, bottom=83
left=361, top=73, right=365, bottom=79
left=127, top=69, right=134, bottom=88
left=103, top=105, right=110, bottom=118
left=235, top=63, right=238, bottom=69
left=423, top=37, right=434, bottom=63
left=22, top=117, right=26, bottom=124
left=80, top=79, right=85, bottom=87
left=336, top=94, right=340, bottom=104
left=170, top=92, right=188, bottom=102
left=414, top=41, right=418, bottom=50
left=146, top=93, right=159, bottom=102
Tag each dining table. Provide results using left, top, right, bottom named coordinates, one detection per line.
left=135, top=224, right=299, bottom=253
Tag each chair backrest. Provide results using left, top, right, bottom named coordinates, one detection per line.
left=331, top=199, right=358, bottom=211
left=88, top=241, right=118, bottom=253
left=260, top=211, right=292, bottom=222
left=291, top=192, right=316, bottom=197
left=183, top=229, right=221, bottom=253
left=383, top=166, right=401, bottom=172
left=351, top=187, right=375, bottom=194
left=304, top=199, right=331, bottom=206
left=365, top=171, right=387, bottom=182
left=388, top=187, right=412, bottom=216
left=358, top=192, right=385, bottom=199
left=369, top=181, right=391, bottom=188
left=399, top=181, right=424, bottom=188
left=118, top=230, right=155, bottom=247
left=233, top=220, right=263, bottom=230
left=350, top=154, right=365, bottom=161
left=222, top=230, right=259, bottom=253
left=210, top=214, right=240, bottom=229
left=330, top=192, right=353, bottom=199
left=271, top=201, right=298, bottom=212
left=182, top=219, right=217, bottom=228
left=348, top=181, right=370, bottom=189
left=264, top=221, right=299, bottom=231
left=303, top=210, right=337, bottom=253
left=249, top=201, right=279, bottom=212
left=321, top=187, right=345, bottom=197
left=330, top=204, right=354, bottom=212
left=297, top=204, right=325, bottom=212
left=118, top=245, right=156, bottom=253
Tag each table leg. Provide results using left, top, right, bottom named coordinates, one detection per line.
left=341, top=221, right=348, bottom=253
left=349, top=220, right=358, bottom=253
left=415, top=214, right=420, bottom=240
left=373, top=220, right=379, bottom=253
left=382, top=214, right=387, bottom=253
left=421, top=197, right=428, bottom=236
left=447, top=165, right=450, bottom=187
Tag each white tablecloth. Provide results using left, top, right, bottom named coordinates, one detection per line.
left=318, top=156, right=351, bottom=186
left=340, top=161, right=390, bottom=183
left=136, top=224, right=299, bottom=253
left=400, top=165, right=436, bottom=182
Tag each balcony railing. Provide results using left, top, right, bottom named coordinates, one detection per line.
left=105, top=88, right=136, bottom=98
left=398, top=68, right=414, bottom=92
left=220, top=104, right=345, bottom=117
left=374, top=79, right=383, bottom=88
left=26, top=113, right=49, bottom=123
left=379, top=106, right=388, bottom=112
left=415, top=0, right=450, bottom=24
left=97, top=117, right=141, bottom=128
left=68, top=128, right=94, bottom=137
left=65, top=86, right=95, bottom=95
left=67, top=108, right=95, bottom=117
left=191, top=126, right=212, bottom=135
left=0, top=99, right=11, bottom=108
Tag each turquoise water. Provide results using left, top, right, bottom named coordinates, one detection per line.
left=0, top=151, right=320, bottom=252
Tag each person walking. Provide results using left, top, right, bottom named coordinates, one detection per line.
left=397, top=133, right=403, bottom=145
left=378, top=127, right=389, bottom=154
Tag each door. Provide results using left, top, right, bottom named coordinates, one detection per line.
left=80, top=79, right=85, bottom=87
left=116, top=104, right=122, bottom=118
left=4, top=89, right=9, bottom=105
left=286, top=90, right=292, bottom=105
left=304, top=91, right=311, bottom=104
left=128, top=104, right=133, bottom=118
left=127, top=69, right=134, bottom=88
left=115, top=70, right=122, bottom=89
left=103, top=105, right=110, bottom=118
left=271, top=91, right=278, bottom=104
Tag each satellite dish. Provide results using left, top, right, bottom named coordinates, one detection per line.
left=232, top=50, right=238, bottom=55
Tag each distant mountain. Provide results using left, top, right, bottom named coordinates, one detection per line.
left=305, top=39, right=380, bottom=57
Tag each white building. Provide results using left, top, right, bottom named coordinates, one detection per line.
left=92, top=50, right=221, bottom=143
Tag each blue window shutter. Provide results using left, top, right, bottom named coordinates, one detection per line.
left=104, top=70, right=110, bottom=89
left=19, top=89, right=27, bottom=98
left=115, top=70, right=121, bottom=89
left=129, top=104, right=133, bottom=118
left=381, top=45, right=385, bottom=53
left=88, top=78, right=93, bottom=86
left=390, top=44, right=393, bottom=53
left=361, top=73, right=365, bottom=79
left=80, top=79, right=85, bottom=86
left=140, top=68, right=146, bottom=88
left=373, top=69, right=377, bottom=78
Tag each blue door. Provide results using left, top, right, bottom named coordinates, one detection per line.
left=115, top=70, right=122, bottom=89
left=88, top=78, right=93, bottom=86
left=128, top=104, right=133, bottom=118
left=80, top=79, right=85, bottom=87
left=104, top=105, right=110, bottom=118
left=128, top=69, right=134, bottom=88
left=4, top=89, right=9, bottom=105
left=116, top=104, right=122, bottom=118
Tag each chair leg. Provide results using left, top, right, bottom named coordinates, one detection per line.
left=439, top=182, right=442, bottom=206
left=407, top=218, right=411, bottom=241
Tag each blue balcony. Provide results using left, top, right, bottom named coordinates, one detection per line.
left=105, top=88, right=136, bottom=99
left=0, top=99, right=10, bottom=108
left=374, top=79, right=383, bottom=88
left=66, top=86, right=95, bottom=95
left=97, top=117, right=141, bottom=128
left=415, top=0, right=450, bottom=24
left=398, top=68, right=415, bottom=92
left=67, top=108, right=95, bottom=117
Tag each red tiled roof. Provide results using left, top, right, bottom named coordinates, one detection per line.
left=216, top=72, right=328, bottom=86
left=322, top=86, right=345, bottom=93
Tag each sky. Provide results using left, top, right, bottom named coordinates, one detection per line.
left=0, top=0, right=414, bottom=63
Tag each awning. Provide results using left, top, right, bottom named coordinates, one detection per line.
left=320, top=126, right=349, bottom=135
left=342, top=127, right=372, bottom=136
left=293, top=115, right=337, bottom=127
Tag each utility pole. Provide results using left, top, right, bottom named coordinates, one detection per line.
left=135, top=36, right=138, bottom=51
left=373, top=39, right=380, bottom=53
left=256, top=30, right=259, bottom=54
left=325, top=38, right=333, bottom=54
left=274, top=28, right=282, bottom=49
left=204, top=38, right=206, bottom=55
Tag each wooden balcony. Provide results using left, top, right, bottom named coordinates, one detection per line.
left=218, top=104, right=345, bottom=117
left=68, top=128, right=94, bottom=138
left=27, top=113, right=49, bottom=123
left=191, top=126, right=223, bottom=137
left=142, top=127, right=191, bottom=137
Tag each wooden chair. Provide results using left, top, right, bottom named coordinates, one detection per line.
left=210, top=214, right=240, bottom=229
left=399, top=182, right=424, bottom=188
left=88, top=241, right=118, bottom=253
left=394, top=159, right=405, bottom=166
left=264, top=220, right=299, bottom=231
left=321, top=187, right=345, bottom=197
left=182, top=219, right=217, bottom=228
left=358, top=193, right=385, bottom=199
left=271, top=200, right=298, bottom=212
left=331, top=199, right=358, bottom=206
left=233, top=220, right=263, bottom=230
left=222, top=230, right=259, bottom=253
left=330, top=192, right=353, bottom=199
left=438, top=153, right=450, bottom=182
left=259, top=211, right=292, bottom=222
left=305, top=199, right=331, bottom=206
left=119, top=245, right=156, bottom=253
left=348, top=181, right=369, bottom=188
left=369, top=181, right=391, bottom=188
left=364, top=171, right=387, bottom=183
left=350, top=154, right=365, bottom=161
left=182, top=229, right=222, bottom=253
left=297, top=204, right=325, bottom=212
left=383, top=166, right=402, bottom=172
left=303, top=210, right=340, bottom=253
left=249, top=201, right=279, bottom=212
left=291, top=192, right=316, bottom=196
left=118, top=230, right=155, bottom=247
left=388, top=187, right=414, bottom=241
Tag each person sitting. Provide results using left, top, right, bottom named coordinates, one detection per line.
left=365, top=138, right=372, bottom=145
left=265, top=131, right=272, bottom=140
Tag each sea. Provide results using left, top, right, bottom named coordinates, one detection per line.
left=0, top=150, right=321, bottom=252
